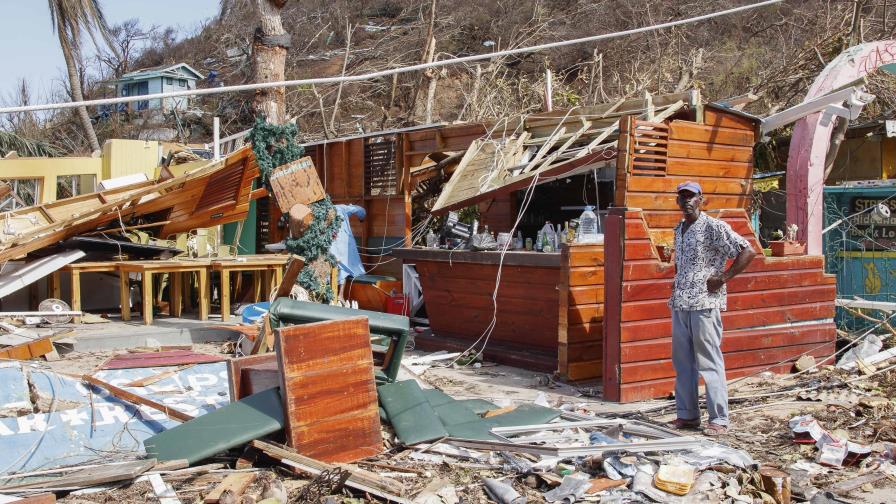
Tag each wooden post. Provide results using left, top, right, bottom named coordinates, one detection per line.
left=70, top=270, right=82, bottom=324
left=198, top=268, right=209, bottom=321
left=141, top=272, right=154, bottom=325
left=171, top=272, right=182, bottom=318
left=120, top=269, right=131, bottom=321
left=544, top=69, right=553, bottom=112
left=220, top=270, right=231, bottom=322
left=49, top=271, right=61, bottom=300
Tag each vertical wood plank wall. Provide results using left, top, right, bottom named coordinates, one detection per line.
left=302, top=138, right=411, bottom=279
left=412, top=259, right=561, bottom=371
left=558, top=243, right=605, bottom=381
left=603, top=107, right=837, bottom=402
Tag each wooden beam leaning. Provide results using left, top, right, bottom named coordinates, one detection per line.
left=518, top=126, right=566, bottom=175
left=250, top=440, right=408, bottom=504
left=531, top=120, right=592, bottom=172
left=82, top=375, right=194, bottom=423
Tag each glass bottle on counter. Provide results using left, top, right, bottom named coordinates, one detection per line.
left=425, top=229, right=438, bottom=248
left=540, top=221, right=555, bottom=253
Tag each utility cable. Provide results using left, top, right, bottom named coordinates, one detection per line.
left=0, top=0, right=783, bottom=115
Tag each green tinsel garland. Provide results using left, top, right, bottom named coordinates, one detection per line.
left=248, top=116, right=341, bottom=303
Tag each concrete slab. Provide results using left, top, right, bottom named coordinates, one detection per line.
left=56, top=316, right=241, bottom=353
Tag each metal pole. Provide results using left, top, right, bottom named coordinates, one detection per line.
left=213, top=117, right=221, bottom=160
left=544, top=69, right=553, bottom=112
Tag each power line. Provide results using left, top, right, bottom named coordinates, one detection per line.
left=0, top=0, right=783, bottom=115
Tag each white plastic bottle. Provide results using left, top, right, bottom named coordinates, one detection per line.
left=577, top=206, right=600, bottom=244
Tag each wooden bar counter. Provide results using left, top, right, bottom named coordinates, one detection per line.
left=393, top=245, right=604, bottom=378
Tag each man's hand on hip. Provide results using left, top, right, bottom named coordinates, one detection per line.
left=706, top=275, right=725, bottom=293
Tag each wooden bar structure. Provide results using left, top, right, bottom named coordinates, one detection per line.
left=396, top=101, right=837, bottom=402
left=600, top=105, right=837, bottom=402
left=392, top=248, right=563, bottom=372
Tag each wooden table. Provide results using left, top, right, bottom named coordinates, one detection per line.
left=210, top=255, right=288, bottom=321
left=119, top=260, right=212, bottom=325
left=55, top=262, right=121, bottom=323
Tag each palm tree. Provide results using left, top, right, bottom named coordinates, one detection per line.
left=47, top=0, right=115, bottom=153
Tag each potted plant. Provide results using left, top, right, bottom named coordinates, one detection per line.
left=769, top=223, right=806, bottom=256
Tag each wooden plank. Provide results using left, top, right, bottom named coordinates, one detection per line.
left=250, top=440, right=407, bottom=503
left=148, top=473, right=181, bottom=504
left=560, top=340, right=603, bottom=361
left=624, top=240, right=657, bottom=261
left=568, top=267, right=605, bottom=286
left=100, top=350, right=224, bottom=370
left=275, top=318, right=382, bottom=463
left=274, top=255, right=305, bottom=298
left=566, top=322, right=603, bottom=343
left=565, top=359, right=602, bottom=381
left=704, top=108, right=757, bottom=131
left=620, top=339, right=836, bottom=383
left=601, top=211, right=625, bottom=401
left=568, top=304, right=604, bottom=325
left=204, top=472, right=257, bottom=503
left=11, top=493, right=56, bottom=503
left=0, top=459, right=156, bottom=491
left=568, top=246, right=604, bottom=267
left=626, top=175, right=750, bottom=195
left=625, top=193, right=749, bottom=212
left=82, top=375, right=194, bottom=422
left=621, top=302, right=836, bottom=343
left=617, top=346, right=836, bottom=402
left=622, top=255, right=826, bottom=282
left=668, top=121, right=755, bottom=146
left=569, top=285, right=604, bottom=306
left=622, top=285, right=836, bottom=322
left=622, top=276, right=837, bottom=303
left=665, top=158, right=753, bottom=179
left=0, top=335, right=53, bottom=360
left=125, top=364, right=196, bottom=388
left=621, top=321, right=837, bottom=365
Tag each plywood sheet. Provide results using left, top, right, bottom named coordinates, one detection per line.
left=269, top=157, right=326, bottom=211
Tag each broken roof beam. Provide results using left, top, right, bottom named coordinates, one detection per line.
left=430, top=99, right=687, bottom=214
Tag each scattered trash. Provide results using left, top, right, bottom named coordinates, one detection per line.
left=654, top=460, right=696, bottom=495
left=482, top=478, right=526, bottom=504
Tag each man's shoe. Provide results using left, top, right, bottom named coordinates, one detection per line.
left=703, top=423, right=728, bottom=436
left=668, top=418, right=700, bottom=430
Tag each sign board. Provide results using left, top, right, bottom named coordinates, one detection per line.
left=269, top=157, right=326, bottom=212
left=845, top=196, right=896, bottom=249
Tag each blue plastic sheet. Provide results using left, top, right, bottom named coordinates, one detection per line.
left=0, top=361, right=230, bottom=475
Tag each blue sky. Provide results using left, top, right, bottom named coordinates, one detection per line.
left=0, top=0, right=219, bottom=103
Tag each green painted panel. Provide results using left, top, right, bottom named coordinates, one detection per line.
left=445, top=404, right=561, bottom=440
left=378, top=381, right=448, bottom=445
left=144, top=387, right=284, bottom=464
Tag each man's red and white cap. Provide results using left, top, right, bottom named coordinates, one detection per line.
left=676, top=181, right=702, bottom=194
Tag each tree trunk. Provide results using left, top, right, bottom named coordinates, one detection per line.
left=253, top=0, right=290, bottom=125
left=57, top=27, right=100, bottom=153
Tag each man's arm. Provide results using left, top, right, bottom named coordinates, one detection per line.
left=707, top=246, right=756, bottom=293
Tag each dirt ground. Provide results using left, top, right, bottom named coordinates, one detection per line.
left=5, top=333, right=896, bottom=503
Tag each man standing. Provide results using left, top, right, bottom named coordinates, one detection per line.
left=668, top=181, right=756, bottom=436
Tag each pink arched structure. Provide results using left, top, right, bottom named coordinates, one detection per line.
left=785, top=41, right=896, bottom=255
